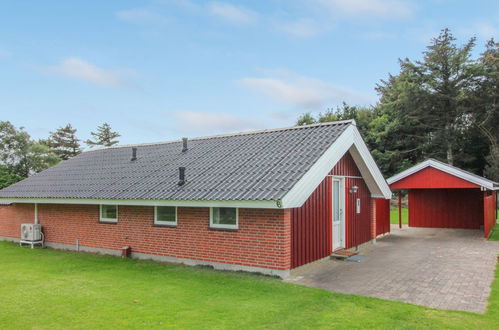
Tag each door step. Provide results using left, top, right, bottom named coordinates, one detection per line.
left=331, top=250, right=358, bottom=260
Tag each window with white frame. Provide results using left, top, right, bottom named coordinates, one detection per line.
left=210, top=207, right=238, bottom=229
left=154, top=206, right=177, bottom=226
left=100, top=205, right=118, bottom=223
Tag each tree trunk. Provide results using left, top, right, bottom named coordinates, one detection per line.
left=447, top=144, right=454, bottom=165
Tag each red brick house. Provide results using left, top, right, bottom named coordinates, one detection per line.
left=0, top=120, right=391, bottom=277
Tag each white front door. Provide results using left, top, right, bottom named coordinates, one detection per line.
left=332, top=178, right=345, bottom=251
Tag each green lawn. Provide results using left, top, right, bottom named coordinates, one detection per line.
left=1, top=242, right=499, bottom=329
left=489, top=223, right=499, bottom=241
left=390, top=207, right=408, bottom=224
left=390, top=209, right=499, bottom=229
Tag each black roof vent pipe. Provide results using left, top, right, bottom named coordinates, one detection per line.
left=182, top=137, right=188, bottom=152
left=131, top=147, right=137, bottom=161
left=178, top=167, right=186, bottom=186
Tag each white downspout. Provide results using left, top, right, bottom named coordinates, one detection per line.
left=34, top=203, right=38, bottom=224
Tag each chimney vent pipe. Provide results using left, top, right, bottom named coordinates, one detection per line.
left=182, top=137, right=188, bottom=152
left=178, top=167, right=186, bottom=186
left=131, top=147, right=137, bottom=161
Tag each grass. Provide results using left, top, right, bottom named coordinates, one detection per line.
left=1, top=242, right=499, bottom=329
left=489, top=218, right=499, bottom=241
left=390, top=209, right=499, bottom=229
left=390, top=206, right=408, bottom=225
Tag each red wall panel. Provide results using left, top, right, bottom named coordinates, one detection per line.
left=291, top=178, right=331, bottom=268
left=291, top=152, right=374, bottom=268
left=390, top=167, right=480, bottom=190
left=344, top=177, right=372, bottom=248
left=484, top=192, right=496, bottom=238
left=408, top=189, right=483, bottom=229
left=375, top=198, right=390, bottom=236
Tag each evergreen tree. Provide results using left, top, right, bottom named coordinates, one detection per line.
left=47, top=124, right=81, bottom=160
left=469, top=39, right=499, bottom=180
left=296, top=113, right=316, bottom=125
left=85, top=123, right=120, bottom=148
left=374, top=29, right=478, bottom=175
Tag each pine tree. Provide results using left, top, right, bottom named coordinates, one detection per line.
left=47, top=124, right=81, bottom=160
left=470, top=39, right=499, bottom=180
left=375, top=29, right=477, bottom=171
left=85, top=123, right=121, bottom=147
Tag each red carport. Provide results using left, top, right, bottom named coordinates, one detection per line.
left=387, top=159, right=498, bottom=238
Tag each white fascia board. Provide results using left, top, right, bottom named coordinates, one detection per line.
left=280, top=125, right=391, bottom=209
left=0, top=197, right=281, bottom=209
left=387, top=159, right=497, bottom=190
left=349, top=129, right=392, bottom=199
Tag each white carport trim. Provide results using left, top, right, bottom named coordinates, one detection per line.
left=387, top=159, right=499, bottom=190
left=280, top=124, right=392, bottom=209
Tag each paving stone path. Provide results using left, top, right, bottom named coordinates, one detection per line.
left=286, top=226, right=499, bottom=313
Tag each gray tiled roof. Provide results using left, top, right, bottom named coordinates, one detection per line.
left=0, top=121, right=352, bottom=201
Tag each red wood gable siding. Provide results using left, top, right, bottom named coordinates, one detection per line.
left=408, top=189, right=483, bottom=229
left=329, top=152, right=362, bottom=177
left=291, top=152, right=373, bottom=268
left=390, top=167, right=480, bottom=189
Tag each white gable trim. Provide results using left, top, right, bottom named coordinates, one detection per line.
left=348, top=129, right=392, bottom=200
left=280, top=125, right=392, bottom=209
left=387, top=159, right=499, bottom=190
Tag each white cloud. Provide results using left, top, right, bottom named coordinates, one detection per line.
left=313, top=0, right=415, bottom=19
left=116, top=8, right=167, bottom=25
left=173, top=111, right=263, bottom=134
left=207, top=2, right=258, bottom=25
left=240, top=70, right=374, bottom=109
left=47, top=58, right=128, bottom=88
left=275, top=18, right=322, bottom=38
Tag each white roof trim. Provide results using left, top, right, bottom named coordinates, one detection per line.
left=349, top=128, right=392, bottom=200
left=281, top=125, right=392, bottom=208
left=387, top=159, right=499, bottom=190
left=0, top=198, right=280, bottom=209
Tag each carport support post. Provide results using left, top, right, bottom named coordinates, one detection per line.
left=398, top=191, right=402, bottom=229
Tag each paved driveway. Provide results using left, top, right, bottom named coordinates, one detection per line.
left=286, top=226, right=499, bottom=313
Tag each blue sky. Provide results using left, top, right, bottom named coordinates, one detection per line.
left=0, top=0, right=497, bottom=146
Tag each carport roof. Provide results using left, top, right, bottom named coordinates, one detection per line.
left=388, top=159, right=499, bottom=190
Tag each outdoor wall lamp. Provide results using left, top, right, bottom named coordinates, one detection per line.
left=350, top=185, right=359, bottom=194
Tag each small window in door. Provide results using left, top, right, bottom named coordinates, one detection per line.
left=333, top=180, right=340, bottom=222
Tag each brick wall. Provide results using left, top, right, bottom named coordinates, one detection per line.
left=371, top=199, right=376, bottom=239
left=0, top=204, right=35, bottom=238
left=0, top=204, right=292, bottom=271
